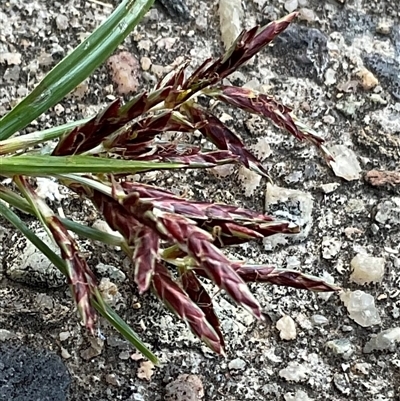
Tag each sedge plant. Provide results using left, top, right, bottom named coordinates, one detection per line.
left=0, top=0, right=338, bottom=364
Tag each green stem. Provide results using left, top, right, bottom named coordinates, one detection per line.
left=0, top=118, right=91, bottom=155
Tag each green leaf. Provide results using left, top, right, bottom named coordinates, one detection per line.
left=0, top=117, right=91, bottom=155
left=1, top=155, right=184, bottom=176
left=0, top=0, right=155, bottom=141
left=92, top=293, right=158, bottom=364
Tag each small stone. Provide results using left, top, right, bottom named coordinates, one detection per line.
left=279, top=362, right=308, bottom=382
left=238, top=166, right=262, bottom=196
left=350, top=254, right=385, bottom=285
left=108, top=52, right=140, bottom=95
left=340, top=290, right=381, bottom=327
left=118, top=351, right=130, bottom=360
left=353, top=362, right=371, bottom=375
left=321, top=183, right=340, bottom=194
left=321, top=237, right=341, bottom=259
left=333, top=373, right=350, bottom=395
left=328, top=145, right=361, bottom=181
left=376, top=19, right=393, bottom=35
left=165, top=374, right=204, bottom=401
left=211, top=164, right=235, bottom=178
left=324, top=68, right=336, bottom=86
left=365, top=170, right=400, bottom=187
left=0, top=52, right=22, bottom=65
left=265, top=183, right=313, bottom=243
left=311, top=315, right=329, bottom=326
left=276, top=315, right=297, bottom=340
left=219, top=0, right=243, bottom=50
left=228, top=358, right=246, bottom=370
left=99, top=278, right=120, bottom=305
left=326, top=338, right=355, bottom=360
left=80, top=338, right=104, bottom=360
left=375, top=199, right=400, bottom=226
left=0, top=329, right=16, bottom=341
left=298, top=8, right=315, bottom=22
left=60, top=347, right=71, bottom=359
left=284, top=390, right=314, bottom=401
left=54, top=104, right=64, bottom=116
left=55, top=14, right=69, bottom=30
left=59, top=331, right=70, bottom=342
left=105, top=373, right=121, bottom=387
left=95, top=263, right=126, bottom=283
left=140, top=56, right=151, bottom=71
left=284, top=0, right=298, bottom=13
left=6, top=231, right=65, bottom=288
left=345, top=201, right=365, bottom=217
left=318, top=272, right=335, bottom=301
left=137, top=361, right=155, bottom=381
left=357, top=68, right=379, bottom=90
left=363, top=328, right=400, bottom=353
left=151, top=64, right=167, bottom=78
left=3, top=66, right=20, bottom=83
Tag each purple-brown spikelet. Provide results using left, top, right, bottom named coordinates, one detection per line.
left=152, top=262, right=224, bottom=354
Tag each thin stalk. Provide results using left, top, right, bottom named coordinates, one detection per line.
left=0, top=117, right=91, bottom=155
left=92, top=291, right=158, bottom=364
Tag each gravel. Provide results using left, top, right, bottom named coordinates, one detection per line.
left=0, top=0, right=400, bottom=400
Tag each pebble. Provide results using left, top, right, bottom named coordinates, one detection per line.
left=59, top=332, right=70, bottom=342
left=353, top=362, right=370, bottom=375
left=350, top=254, right=385, bottom=285
left=60, top=347, right=71, bottom=359
left=279, top=362, right=308, bottom=382
left=376, top=18, right=393, bottom=35
left=0, top=329, right=16, bottom=341
left=374, top=199, right=400, bottom=226
left=284, top=390, right=314, bottom=401
left=6, top=232, right=65, bottom=288
left=95, top=263, right=126, bottom=283
left=265, top=183, right=313, bottom=242
left=165, top=374, right=204, bottom=401
left=80, top=338, right=104, bottom=361
left=228, top=358, right=246, bottom=370
left=324, top=68, right=336, bottom=86
left=311, top=315, right=329, bottom=326
left=363, top=327, right=400, bottom=353
left=357, top=67, right=379, bottom=90
left=55, top=14, right=69, bottom=30
left=325, top=338, right=354, bottom=360
left=219, top=0, right=243, bottom=50
left=340, top=290, right=381, bottom=327
left=105, top=373, right=121, bottom=387
left=328, top=145, right=361, bottom=181
left=321, top=183, right=340, bottom=194
left=140, top=56, right=152, bottom=71
left=318, top=272, right=336, bottom=301
left=333, top=373, right=350, bottom=395
left=321, top=237, right=342, bottom=260
left=284, top=0, right=298, bottom=13
left=0, top=52, right=22, bottom=65
left=107, top=52, right=140, bottom=95
left=276, top=315, right=297, bottom=340
left=298, top=8, right=315, bottom=23
left=99, top=278, right=120, bottom=305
